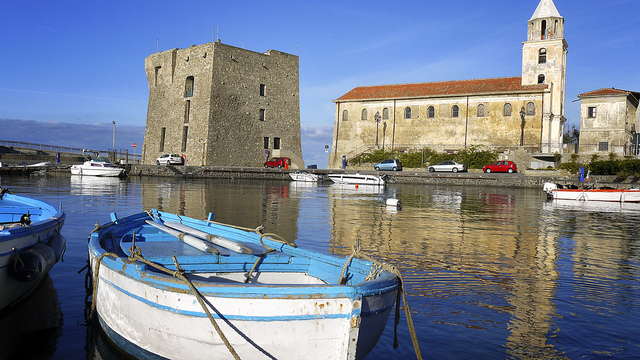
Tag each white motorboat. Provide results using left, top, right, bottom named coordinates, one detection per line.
left=543, top=182, right=640, bottom=202
left=289, top=171, right=320, bottom=182
left=327, top=172, right=386, bottom=186
left=71, top=151, right=123, bottom=177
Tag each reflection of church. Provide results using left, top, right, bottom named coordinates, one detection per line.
left=329, top=0, right=567, bottom=168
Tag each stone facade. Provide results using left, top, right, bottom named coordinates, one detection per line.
left=578, top=88, right=640, bottom=156
left=142, top=40, right=303, bottom=168
left=329, top=0, right=566, bottom=169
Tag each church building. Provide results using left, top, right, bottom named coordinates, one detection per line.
left=329, top=0, right=567, bottom=168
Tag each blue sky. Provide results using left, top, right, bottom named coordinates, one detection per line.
left=1, top=0, right=639, bottom=167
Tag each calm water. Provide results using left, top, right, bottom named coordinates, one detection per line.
left=1, top=174, right=639, bottom=359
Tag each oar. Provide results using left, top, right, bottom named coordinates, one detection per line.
left=145, top=220, right=218, bottom=254
left=164, top=221, right=252, bottom=254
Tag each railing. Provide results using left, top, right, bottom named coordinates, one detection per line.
left=0, top=139, right=142, bottom=163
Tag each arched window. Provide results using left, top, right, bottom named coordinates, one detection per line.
left=382, top=107, right=389, bottom=120
left=404, top=107, right=411, bottom=119
left=541, top=20, right=547, bottom=40
left=538, top=48, right=547, bottom=64
left=427, top=106, right=434, bottom=118
left=477, top=104, right=485, bottom=117
left=185, top=76, right=194, bottom=97
left=342, top=110, right=348, bottom=121
left=361, top=109, right=368, bottom=120
left=504, top=103, right=512, bottom=117
left=526, top=102, right=535, bottom=115
left=538, top=74, right=546, bottom=84
left=452, top=105, right=459, bottom=118
left=554, top=20, right=558, bottom=34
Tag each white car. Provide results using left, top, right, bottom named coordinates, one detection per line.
left=427, top=160, right=466, bottom=173
left=156, top=153, right=184, bottom=165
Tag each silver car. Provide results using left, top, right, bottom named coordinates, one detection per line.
left=427, top=160, right=466, bottom=173
left=156, top=153, right=184, bottom=165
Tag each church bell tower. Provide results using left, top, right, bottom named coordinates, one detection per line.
left=522, top=0, right=568, bottom=153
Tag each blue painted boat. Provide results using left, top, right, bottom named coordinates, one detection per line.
left=0, top=188, right=66, bottom=313
left=88, top=209, right=402, bottom=360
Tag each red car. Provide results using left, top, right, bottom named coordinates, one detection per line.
left=264, top=157, right=290, bottom=168
left=483, top=160, right=517, bottom=173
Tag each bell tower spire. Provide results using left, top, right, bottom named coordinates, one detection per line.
left=522, top=0, right=567, bottom=153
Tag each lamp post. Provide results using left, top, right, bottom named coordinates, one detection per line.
left=374, top=111, right=381, bottom=147
left=519, top=107, right=526, bottom=147
left=112, top=121, right=116, bottom=149
left=324, top=144, right=329, bottom=169
left=382, top=122, right=387, bottom=151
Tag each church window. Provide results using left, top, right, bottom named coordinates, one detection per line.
left=452, top=105, right=459, bottom=118
left=538, top=48, right=546, bottom=64
left=259, top=109, right=266, bottom=121
left=538, top=74, right=545, bottom=84
left=541, top=20, right=547, bottom=40
left=383, top=107, right=389, bottom=120
left=342, top=110, right=348, bottom=121
left=185, top=76, right=194, bottom=97
left=588, top=107, right=597, bottom=118
left=526, top=102, right=535, bottom=115
left=428, top=106, right=434, bottom=118
left=404, top=107, right=411, bottom=119
left=554, top=20, right=558, bottom=34
left=504, top=103, right=512, bottom=117
left=599, top=142, right=608, bottom=152
left=477, top=104, right=485, bottom=117
left=362, top=109, right=368, bottom=120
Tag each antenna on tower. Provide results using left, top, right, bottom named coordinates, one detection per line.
left=156, top=38, right=159, bottom=52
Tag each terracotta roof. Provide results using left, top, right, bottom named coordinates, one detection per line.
left=334, top=77, right=548, bottom=102
left=578, top=88, right=640, bottom=98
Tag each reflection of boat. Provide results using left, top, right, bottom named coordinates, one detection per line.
left=0, top=189, right=66, bottom=312
left=327, top=172, right=386, bottom=186
left=544, top=199, right=640, bottom=213
left=70, top=150, right=123, bottom=177
left=0, top=276, right=62, bottom=358
left=89, top=209, right=399, bottom=360
left=328, top=182, right=385, bottom=195
left=543, top=182, right=640, bottom=202
left=289, top=171, right=320, bottom=182
left=70, top=175, right=124, bottom=196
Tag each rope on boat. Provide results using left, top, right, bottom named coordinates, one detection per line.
left=343, top=242, right=423, bottom=360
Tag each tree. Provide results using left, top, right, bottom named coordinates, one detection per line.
left=563, top=124, right=580, bottom=144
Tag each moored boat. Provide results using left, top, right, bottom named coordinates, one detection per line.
left=289, top=171, right=320, bottom=182
left=543, top=182, right=640, bottom=202
left=0, top=188, right=66, bottom=313
left=70, top=150, right=123, bottom=177
left=87, top=209, right=417, bottom=360
left=327, top=172, right=386, bottom=186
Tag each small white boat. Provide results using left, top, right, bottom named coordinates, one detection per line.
left=88, top=209, right=415, bottom=360
left=543, top=182, right=640, bottom=202
left=0, top=188, right=66, bottom=312
left=289, top=171, right=320, bottom=182
left=327, top=172, right=386, bottom=186
left=71, top=151, right=123, bottom=177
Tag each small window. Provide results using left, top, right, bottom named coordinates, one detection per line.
left=588, top=107, right=597, bottom=118
left=155, top=66, right=161, bottom=86
left=504, top=103, right=512, bottom=117
left=259, top=109, right=265, bottom=121
left=185, top=76, right=194, bottom=97
left=342, top=110, right=348, bottom=121
left=538, top=74, right=545, bottom=84
left=526, top=102, right=535, bottom=115
left=538, top=48, right=547, bottom=64
left=264, top=137, right=269, bottom=149
left=599, top=141, right=608, bottom=152
left=541, top=20, right=547, bottom=40
left=404, top=107, right=411, bottom=119
left=362, top=109, right=368, bottom=120
left=182, top=126, right=188, bottom=152
left=274, top=137, right=281, bottom=150
left=477, top=104, right=485, bottom=117
left=428, top=106, right=435, bottom=118
left=382, top=107, right=389, bottom=120
left=452, top=105, right=459, bottom=118
left=184, top=100, right=191, bottom=123
left=160, top=127, right=166, bottom=152
left=260, top=84, right=266, bottom=96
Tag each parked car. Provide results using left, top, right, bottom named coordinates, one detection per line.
left=374, top=159, right=402, bottom=171
left=427, top=160, right=466, bottom=173
left=483, top=160, right=517, bottom=173
left=156, top=153, right=184, bottom=165
left=264, top=157, right=290, bottom=168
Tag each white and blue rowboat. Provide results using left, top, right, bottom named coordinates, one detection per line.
left=88, top=209, right=417, bottom=360
left=0, top=188, right=66, bottom=312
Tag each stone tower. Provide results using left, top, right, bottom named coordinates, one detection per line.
left=522, top=0, right=568, bottom=153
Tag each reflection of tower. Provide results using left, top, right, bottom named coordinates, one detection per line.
left=522, top=0, right=568, bottom=153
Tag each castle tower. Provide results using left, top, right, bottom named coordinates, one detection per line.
left=522, top=0, right=568, bottom=152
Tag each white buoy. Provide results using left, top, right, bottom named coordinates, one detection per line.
left=386, top=198, right=402, bottom=208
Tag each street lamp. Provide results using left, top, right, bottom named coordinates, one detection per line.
left=382, top=122, right=387, bottom=151
left=519, top=107, right=526, bottom=147
left=112, top=121, right=116, bottom=149
left=324, top=144, right=329, bottom=169
left=374, top=111, right=381, bottom=147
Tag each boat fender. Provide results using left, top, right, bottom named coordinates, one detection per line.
left=9, top=243, right=57, bottom=282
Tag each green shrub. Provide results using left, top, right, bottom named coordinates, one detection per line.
left=348, top=145, right=498, bottom=169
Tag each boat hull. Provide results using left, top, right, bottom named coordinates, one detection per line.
left=0, top=192, right=66, bottom=312
left=88, top=211, right=398, bottom=360
left=71, top=160, right=123, bottom=177
left=289, top=172, right=319, bottom=182
left=551, top=189, right=640, bottom=202
left=327, top=174, right=385, bottom=186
